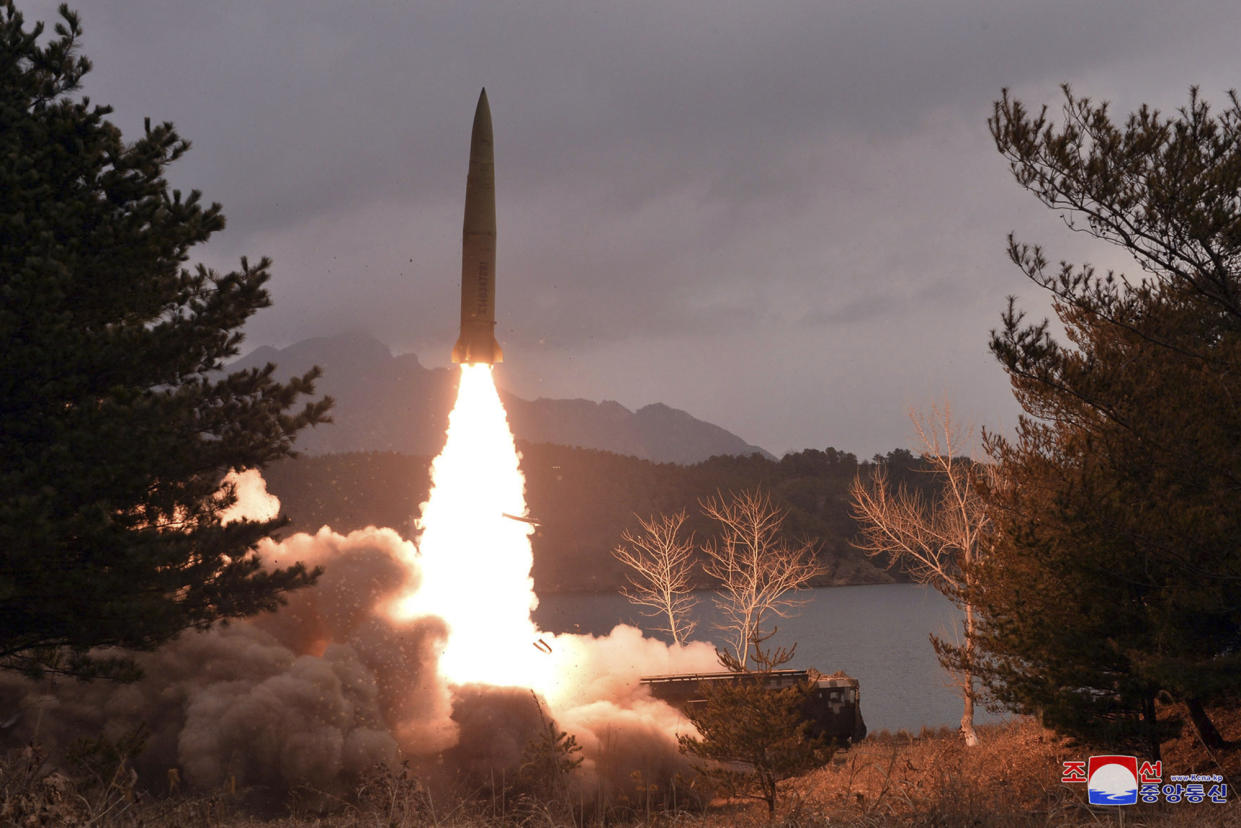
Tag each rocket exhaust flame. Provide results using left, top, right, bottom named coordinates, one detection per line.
left=392, top=364, right=552, bottom=693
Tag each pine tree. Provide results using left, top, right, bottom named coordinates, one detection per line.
left=677, top=636, right=834, bottom=816
left=975, top=86, right=1241, bottom=758
left=0, top=2, right=331, bottom=679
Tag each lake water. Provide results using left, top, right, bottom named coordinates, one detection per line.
left=533, top=583, right=1005, bottom=734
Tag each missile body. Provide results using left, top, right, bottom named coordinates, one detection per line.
left=452, top=89, right=503, bottom=364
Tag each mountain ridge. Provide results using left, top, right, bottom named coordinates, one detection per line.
left=229, top=332, right=772, bottom=463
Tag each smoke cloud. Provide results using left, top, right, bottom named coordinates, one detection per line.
left=0, top=472, right=718, bottom=807
left=218, top=468, right=281, bottom=526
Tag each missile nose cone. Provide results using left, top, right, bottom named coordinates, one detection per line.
left=472, top=89, right=492, bottom=149
left=454, top=88, right=502, bottom=365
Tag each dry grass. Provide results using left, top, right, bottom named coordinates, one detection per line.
left=790, top=719, right=1086, bottom=825
left=703, top=710, right=1241, bottom=827
left=6, top=710, right=1241, bottom=825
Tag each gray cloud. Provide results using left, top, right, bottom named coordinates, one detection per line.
left=17, top=0, right=1241, bottom=454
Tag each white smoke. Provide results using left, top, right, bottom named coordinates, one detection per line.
left=218, top=468, right=281, bottom=526
left=0, top=472, right=719, bottom=808
left=1, top=526, right=447, bottom=793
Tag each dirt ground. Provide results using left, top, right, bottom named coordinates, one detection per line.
left=703, top=709, right=1241, bottom=827
left=6, top=708, right=1240, bottom=825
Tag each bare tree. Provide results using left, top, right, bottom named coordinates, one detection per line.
left=700, top=490, right=822, bottom=665
left=849, top=405, right=990, bottom=746
left=612, top=511, right=698, bottom=645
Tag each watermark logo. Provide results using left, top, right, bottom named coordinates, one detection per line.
left=1062, top=757, right=1229, bottom=805
left=1086, top=756, right=1138, bottom=805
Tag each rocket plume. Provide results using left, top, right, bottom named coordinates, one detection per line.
left=0, top=88, right=722, bottom=811
left=389, top=90, right=714, bottom=703
left=391, top=89, right=556, bottom=692
left=393, top=364, right=552, bottom=694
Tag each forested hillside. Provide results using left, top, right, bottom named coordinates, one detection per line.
left=229, top=333, right=771, bottom=462
left=264, top=445, right=940, bottom=592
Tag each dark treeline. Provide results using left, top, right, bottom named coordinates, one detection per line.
left=264, top=444, right=941, bottom=593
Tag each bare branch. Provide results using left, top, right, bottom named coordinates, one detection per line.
left=612, top=510, right=698, bottom=645
left=849, top=405, right=991, bottom=745
left=700, top=489, right=822, bottom=665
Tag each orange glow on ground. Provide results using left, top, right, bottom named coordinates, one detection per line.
left=392, top=364, right=554, bottom=693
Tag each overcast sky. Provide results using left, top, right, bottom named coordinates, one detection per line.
left=22, top=1, right=1241, bottom=456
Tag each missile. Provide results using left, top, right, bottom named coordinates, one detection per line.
left=452, top=88, right=503, bottom=365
